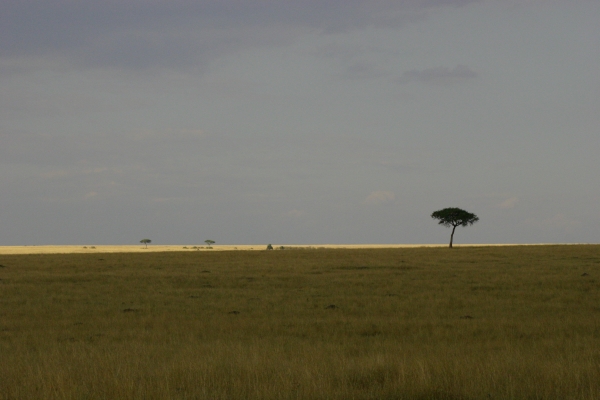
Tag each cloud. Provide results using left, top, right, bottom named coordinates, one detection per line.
left=497, top=197, right=518, bottom=209
left=0, top=1, right=480, bottom=72
left=364, top=191, right=395, bottom=205
left=399, top=65, right=478, bottom=84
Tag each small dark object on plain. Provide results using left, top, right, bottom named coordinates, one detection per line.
left=229, top=310, right=240, bottom=315
left=201, top=270, right=210, bottom=273
left=122, top=308, right=139, bottom=312
left=266, top=244, right=273, bottom=250
left=325, top=304, right=337, bottom=309
left=582, top=272, right=590, bottom=276
left=460, top=315, right=474, bottom=319
left=98, top=259, right=104, bottom=261
left=0, top=265, right=6, bottom=268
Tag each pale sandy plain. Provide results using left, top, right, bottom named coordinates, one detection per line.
left=0, top=243, right=577, bottom=255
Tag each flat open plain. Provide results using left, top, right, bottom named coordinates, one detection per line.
left=0, top=243, right=567, bottom=254
left=1, top=245, right=599, bottom=399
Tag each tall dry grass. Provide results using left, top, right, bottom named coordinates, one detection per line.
left=1, top=246, right=599, bottom=399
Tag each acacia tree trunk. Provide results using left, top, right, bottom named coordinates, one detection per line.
left=449, top=225, right=457, bottom=248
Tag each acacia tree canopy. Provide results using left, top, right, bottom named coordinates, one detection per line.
left=431, top=208, right=479, bottom=248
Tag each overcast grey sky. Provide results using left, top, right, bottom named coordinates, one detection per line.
left=1, top=0, right=598, bottom=245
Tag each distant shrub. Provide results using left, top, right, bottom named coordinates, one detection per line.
left=266, top=244, right=273, bottom=250
left=279, top=246, right=285, bottom=250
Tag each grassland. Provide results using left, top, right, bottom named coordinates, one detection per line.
left=1, top=245, right=599, bottom=399
left=0, top=243, right=516, bottom=254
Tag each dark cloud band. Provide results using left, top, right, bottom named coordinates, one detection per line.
left=1, top=0, right=480, bottom=70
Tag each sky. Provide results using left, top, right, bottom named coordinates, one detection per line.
left=1, top=0, right=599, bottom=246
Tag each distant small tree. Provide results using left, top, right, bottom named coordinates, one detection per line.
left=431, top=208, right=479, bottom=248
left=266, top=244, right=273, bottom=250
left=204, top=240, right=215, bottom=248
left=140, top=239, right=151, bottom=249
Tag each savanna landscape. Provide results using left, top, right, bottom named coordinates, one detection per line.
left=1, top=245, right=599, bottom=399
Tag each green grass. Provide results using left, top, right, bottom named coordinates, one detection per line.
left=1, top=245, right=599, bottom=399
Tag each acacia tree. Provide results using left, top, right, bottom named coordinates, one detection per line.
left=431, top=208, right=479, bottom=248
left=204, top=240, right=215, bottom=248
left=140, top=239, right=151, bottom=248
